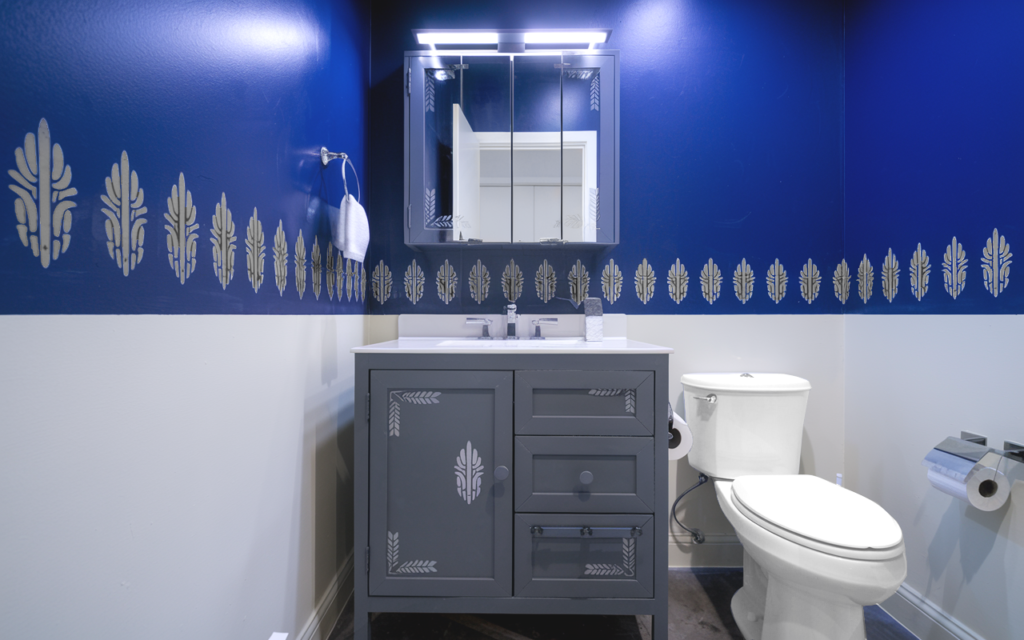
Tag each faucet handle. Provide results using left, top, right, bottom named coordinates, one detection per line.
left=465, top=317, right=492, bottom=339
left=531, top=317, right=558, bottom=339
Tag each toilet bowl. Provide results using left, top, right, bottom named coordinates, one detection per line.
left=679, top=373, right=907, bottom=640
left=715, top=477, right=906, bottom=640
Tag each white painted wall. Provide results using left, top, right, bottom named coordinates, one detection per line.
left=0, top=315, right=365, bottom=640
left=845, top=315, right=1024, bottom=640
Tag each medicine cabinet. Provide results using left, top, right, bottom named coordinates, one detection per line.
left=404, top=51, right=618, bottom=247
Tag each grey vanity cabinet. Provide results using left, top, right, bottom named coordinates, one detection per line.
left=354, top=352, right=669, bottom=640
left=368, top=370, right=513, bottom=597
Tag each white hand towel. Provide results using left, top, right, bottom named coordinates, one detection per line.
left=337, top=193, right=368, bottom=263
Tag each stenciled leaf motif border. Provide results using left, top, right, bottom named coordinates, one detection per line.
left=454, top=440, right=484, bottom=505
left=387, top=390, right=441, bottom=437
left=386, top=531, right=437, bottom=575
left=583, top=538, right=635, bottom=577
left=589, top=388, right=636, bottom=414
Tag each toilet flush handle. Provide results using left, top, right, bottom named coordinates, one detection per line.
left=692, top=393, right=717, bottom=404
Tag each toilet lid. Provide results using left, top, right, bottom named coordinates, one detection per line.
left=731, top=475, right=903, bottom=555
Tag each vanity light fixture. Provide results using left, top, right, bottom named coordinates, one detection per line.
left=414, top=29, right=610, bottom=51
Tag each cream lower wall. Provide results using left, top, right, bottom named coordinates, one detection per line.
left=845, top=316, right=1024, bottom=640
left=0, top=315, right=365, bottom=640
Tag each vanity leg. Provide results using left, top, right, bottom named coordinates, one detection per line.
left=651, top=612, right=668, bottom=640
left=353, top=603, right=370, bottom=640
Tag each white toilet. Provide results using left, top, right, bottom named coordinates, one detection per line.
left=680, top=373, right=907, bottom=640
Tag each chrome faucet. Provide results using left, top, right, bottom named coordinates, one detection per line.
left=505, top=304, right=518, bottom=339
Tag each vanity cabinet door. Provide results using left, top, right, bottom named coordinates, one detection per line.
left=368, top=370, right=513, bottom=597
left=514, top=370, right=654, bottom=436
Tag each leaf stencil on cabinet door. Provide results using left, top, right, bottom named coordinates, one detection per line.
left=733, top=259, right=754, bottom=304
left=273, top=221, right=288, bottom=296
left=536, top=260, right=556, bottom=303
left=569, top=260, right=590, bottom=307
left=668, top=259, right=689, bottom=303
left=326, top=249, right=335, bottom=300
left=590, top=73, right=600, bottom=111
left=9, top=118, right=77, bottom=268
left=469, top=259, right=490, bottom=304
left=388, top=390, right=441, bottom=436
left=387, top=531, right=437, bottom=575
left=857, top=254, right=874, bottom=304
left=425, top=73, right=435, bottom=113
left=437, top=259, right=458, bottom=304
left=164, top=173, right=199, bottom=284
left=635, top=259, right=655, bottom=304
left=100, top=151, right=146, bottom=276
left=799, top=259, right=820, bottom=304
left=981, top=229, right=1011, bottom=297
left=700, top=259, right=721, bottom=304
left=294, top=230, right=306, bottom=300
left=910, top=244, right=930, bottom=301
left=502, top=259, right=523, bottom=303
left=943, top=237, right=968, bottom=299
left=405, top=259, right=424, bottom=304
left=602, top=259, right=622, bottom=304
left=311, top=237, right=322, bottom=300
left=454, top=441, right=484, bottom=505
left=881, top=248, right=899, bottom=302
left=372, top=260, right=392, bottom=304
left=833, top=259, right=850, bottom=304
left=210, top=193, right=236, bottom=290
left=766, top=259, right=787, bottom=304
left=584, top=538, right=634, bottom=577
left=245, top=208, right=265, bottom=293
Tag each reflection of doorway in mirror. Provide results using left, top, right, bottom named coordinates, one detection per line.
left=456, top=130, right=596, bottom=243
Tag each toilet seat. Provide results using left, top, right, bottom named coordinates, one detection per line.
left=730, top=475, right=904, bottom=561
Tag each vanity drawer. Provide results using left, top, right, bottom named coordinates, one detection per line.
left=514, top=513, right=654, bottom=598
left=514, top=436, right=654, bottom=513
left=514, top=370, right=654, bottom=436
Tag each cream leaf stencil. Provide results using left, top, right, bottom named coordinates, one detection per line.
left=405, top=259, right=424, bottom=304
left=311, top=237, right=322, bottom=300
left=273, top=221, right=288, bottom=296
left=336, top=251, right=345, bottom=300
left=454, top=441, right=484, bottom=505
left=502, top=259, right=524, bottom=302
left=245, top=208, right=265, bottom=293
left=536, top=260, right=556, bottom=303
left=700, top=259, right=721, bottom=304
left=372, top=260, right=393, bottom=304
left=100, top=151, right=146, bottom=276
left=799, top=259, right=820, bottom=303
left=345, top=258, right=354, bottom=301
left=387, top=531, right=437, bottom=574
left=469, top=259, right=490, bottom=304
left=635, top=259, right=655, bottom=304
left=942, top=237, right=967, bottom=299
left=857, top=254, right=874, bottom=303
left=733, top=259, right=754, bottom=304
left=668, top=259, right=689, bottom=303
left=294, top=230, right=306, bottom=300
left=602, top=259, right=623, bottom=304
left=881, top=248, right=899, bottom=302
left=766, top=259, right=787, bottom=304
left=164, top=173, right=198, bottom=284
left=9, top=118, right=76, bottom=268
left=326, top=249, right=335, bottom=300
left=210, top=193, right=236, bottom=290
left=437, top=259, right=458, bottom=304
left=833, top=259, right=850, bottom=304
left=910, top=244, right=930, bottom=301
left=569, top=260, right=590, bottom=306
left=981, top=229, right=1011, bottom=297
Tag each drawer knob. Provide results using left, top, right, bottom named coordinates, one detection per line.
left=494, top=465, right=509, bottom=481
left=579, top=470, right=594, bottom=485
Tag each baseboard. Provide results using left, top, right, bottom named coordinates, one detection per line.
left=296, top=551, right=356, bottom=640
left=668, top=533, right=743, bottom=568
left=881, top=583, right=983, bottom=640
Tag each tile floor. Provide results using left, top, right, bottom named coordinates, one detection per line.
left=328, top=568, right=918, bottom=640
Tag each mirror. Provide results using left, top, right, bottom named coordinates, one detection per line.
left=406, top=51, right=617, bottom=246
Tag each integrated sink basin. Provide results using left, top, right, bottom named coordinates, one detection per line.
left=436, top=338, right=585, bottom=348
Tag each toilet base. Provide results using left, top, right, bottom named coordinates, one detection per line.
left=761, top=574, right=866, bottom=640
left=731, top=587, right=763, bottom=640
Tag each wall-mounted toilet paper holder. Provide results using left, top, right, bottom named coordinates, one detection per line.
left=924, top=435, right=1024, bottom=511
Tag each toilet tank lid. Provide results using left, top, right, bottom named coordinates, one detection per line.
left=680, top=372, right=811, bottom=393
left=731, top=475, right=903, bottom=551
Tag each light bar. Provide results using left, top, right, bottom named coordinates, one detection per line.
left=416, top=32, right=499, bottom=45
left=523, top=31, right=609, bottom=44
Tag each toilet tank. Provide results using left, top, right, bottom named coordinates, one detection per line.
left=681, top=373, right=811, bottom=480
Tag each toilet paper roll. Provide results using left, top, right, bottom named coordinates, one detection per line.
left=927, top=466, right=1011, bottom=511
left=668, top=410, right=692, bottom=461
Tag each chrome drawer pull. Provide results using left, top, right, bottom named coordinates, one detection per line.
left=530, top=526, right=642, bottom=538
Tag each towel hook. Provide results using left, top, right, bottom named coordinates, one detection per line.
left=320, top=147, right=361, bottom=203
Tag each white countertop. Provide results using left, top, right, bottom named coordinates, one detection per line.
left=352, top=337, right=673, bottom=355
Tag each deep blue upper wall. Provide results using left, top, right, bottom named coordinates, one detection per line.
left=0, top=0, right=369, bottom=314
left=846, top=0, right=1023, bottom=313
left=367, top=0, right=846, bottom=314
